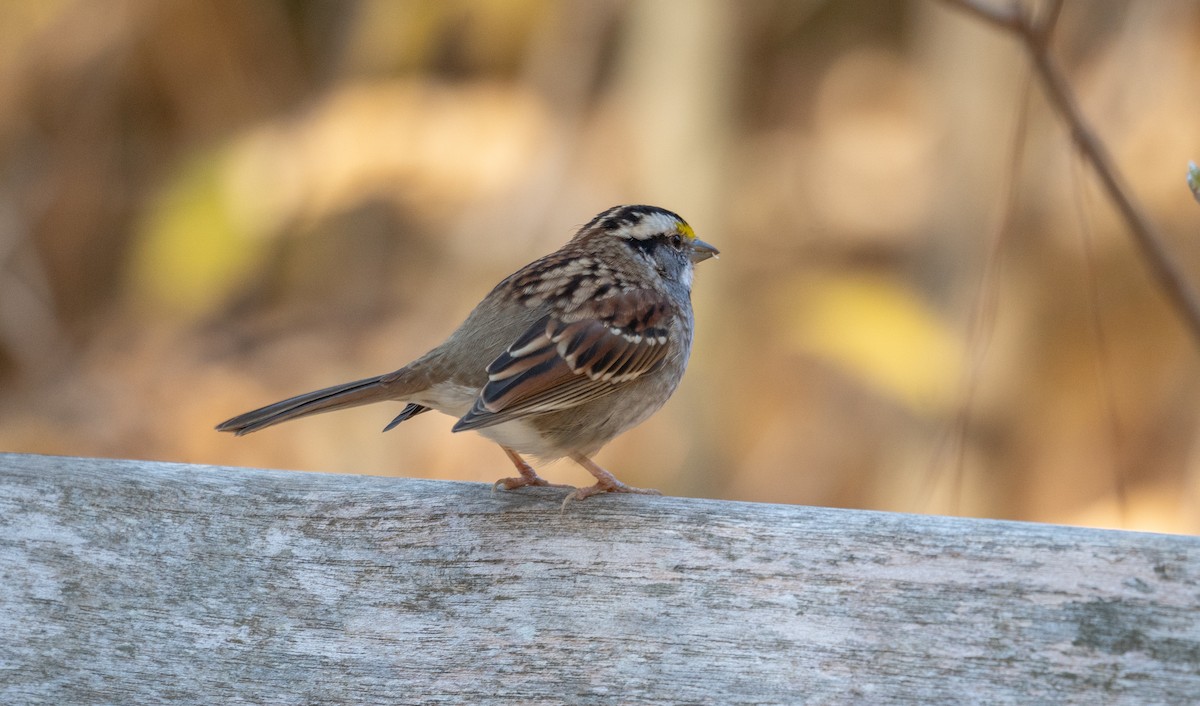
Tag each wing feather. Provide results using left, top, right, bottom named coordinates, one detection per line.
left=452, top=291, right=676, bottom=432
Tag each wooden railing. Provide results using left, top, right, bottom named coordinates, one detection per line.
left=1, top=452, right=1197, bottom=704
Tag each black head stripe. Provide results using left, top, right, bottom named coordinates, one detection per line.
left=623, top=236, right=660, bottom=258
left=590, top=205, right=683, bottom=233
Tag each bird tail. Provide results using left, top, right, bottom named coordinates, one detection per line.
left=216, top=375, right=395, bottom=436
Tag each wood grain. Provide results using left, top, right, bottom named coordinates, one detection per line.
left=1, top=452, right=1197, bottom=704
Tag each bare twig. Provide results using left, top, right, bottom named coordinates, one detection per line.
left=938, top=0, right=1200, bottom=346
left=921, top=65, right=1035, bottom=515
left=1071, top=154, right=1130, bottom=524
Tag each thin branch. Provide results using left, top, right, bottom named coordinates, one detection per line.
left=921, top=67, right=1035, bottom=515
left=939, top=0, right=1023, bottom=30
left=1038, top=0, right=1065, bottom=47
left=1070, top=154, right=1130, bottom=526
left=938, top=0, right=1200, bottom=347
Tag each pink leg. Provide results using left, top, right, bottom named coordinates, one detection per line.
left=493, top=447, right=572, bottom=492
left=562, top=454, right=662, bottom=509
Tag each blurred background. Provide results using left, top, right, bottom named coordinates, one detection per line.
left=1, top=0, right=1198, bottom=533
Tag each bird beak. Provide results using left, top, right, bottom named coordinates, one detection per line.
left=690, top=238, right=720, bottom=263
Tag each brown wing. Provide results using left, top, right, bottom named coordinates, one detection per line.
left=451, top=291, right=674, bottom=432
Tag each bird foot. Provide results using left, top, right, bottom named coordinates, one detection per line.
left=493, top=447, right=572, bottom=493
left=560, top=453, right=662, bottom=510
left=492, top=475, right=573, bottom=492
left=560, top=479, right=662, bottom=511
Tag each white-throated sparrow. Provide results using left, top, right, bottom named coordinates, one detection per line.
left=217, top=205, right=718, bottom=504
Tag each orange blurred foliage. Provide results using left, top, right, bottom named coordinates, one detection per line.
left=2, top=0, right=1199, bottom=533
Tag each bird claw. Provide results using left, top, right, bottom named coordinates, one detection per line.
left=494, top=447, right=661, bottom=510
left=492, top=475, right=572, bottom=493
left=560, top=480, right=662, bottom=512
left=493, top=447, right=573, bottom=494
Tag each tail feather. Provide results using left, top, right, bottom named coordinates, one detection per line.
left=216, top=375, right=393, bottom=436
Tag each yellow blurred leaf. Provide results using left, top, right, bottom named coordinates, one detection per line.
left=128, top=149, right=266, bottom=315
left=786, top=274, right=963, bottom=414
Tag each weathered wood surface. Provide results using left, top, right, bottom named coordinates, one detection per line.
left=0, top=453, right=1197, bottom=705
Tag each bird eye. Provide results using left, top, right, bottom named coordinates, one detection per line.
left=668, top=234, right=684, bottom=251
